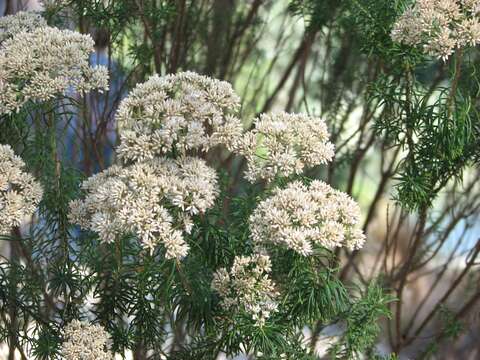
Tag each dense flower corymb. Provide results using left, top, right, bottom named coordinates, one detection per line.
left=0, top=11, right=47, bottom=43
left=235, top=112, right=334, bottom=183
left=116, top=71, right=243, bottom=162
left=212, top=254, right=278, bottom=326
left=392, top=0, right=480, bottom=60
left=61, top=320, right=112, bottom=360
left=249, top=180, right=365, bottom=256
left=0, top=27, right=109, bottom=114
left=69, top=157, right=218, bottom=258
left=0, top=144, right=43, bottom=234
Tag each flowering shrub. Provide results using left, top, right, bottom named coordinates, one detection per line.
left=0, top=35, right=378, bottom=354
left=7, top=1, right=480, bottom=358
left=56, top=70, right=369, bottom=357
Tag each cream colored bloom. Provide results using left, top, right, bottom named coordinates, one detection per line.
left=0, top=11, right=47, bottom=43
left=0, top=144, right=43, bottom=234
left=69, top=157, right=218, bottom=258
left=249, top=180, right=365, bottom=256
left=392, top=0, right=480, bottom=60
left=235, top=112, right=334, bottom=183
left=212, top=254, right=278, bottom=326
left=116, top=71, right=242, bottom=162
left=0, top=27, right=108, bottom=114
left=61, top=320, right=112, bottom=360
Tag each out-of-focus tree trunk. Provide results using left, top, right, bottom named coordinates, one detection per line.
left=4, top=0, right=22, bottom=14
left=205, top=0, right=235, bottom=77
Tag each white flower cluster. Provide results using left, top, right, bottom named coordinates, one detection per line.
left=0, top=11, right=47, bottom=43
left=0, top=25, right=109, bottom=114
left=61, top=320, right=112, bottom=360
left=70, top=71, right=366, bottom=264
left=250, top=181, right=365, bottom=256
left=0, top=144, right=43, bottom=234
left=116, top=71, right=243, bottom=162
left=69, top=157, right=218, bottom=258
left=235, top=112, right=334, bottom=183
left=212, top=254, right=278, bottom=326
left=392, top=0, right=480, bottom=60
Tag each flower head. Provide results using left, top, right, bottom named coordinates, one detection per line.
left=116, top=71, right=242, bottom=162
left=392, top=0, right=480, bottom=60
left=212, top=254, right=278, bottom=326
left=0, top=27, right=109, bottom=114
left=69, top=157, right=218, bottom=258
left=0, top=144, right=43, bottom=234
left=235, top=112, right=334, bottom=183
left=249, top=180, right=365, bottom=256
left=61, top=320, right=112, bottom=360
